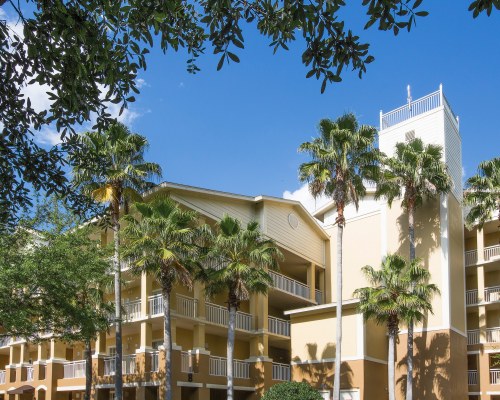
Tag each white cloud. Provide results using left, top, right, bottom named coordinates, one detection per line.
left=283, top=183, right=330, bottom=214
left=35, top=127, right=62, bottom=146
left=136, top=78, right=147, bottom=88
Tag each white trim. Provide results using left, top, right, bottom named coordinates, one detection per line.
left=467, top=350, right=481, bottom=355
left=95, top=383, right=143, bottom=389
left=440, top=194, right=451, bottom=330
left=284, top=299, right=359, bottom=316
left=450, top=325, right=467, bottom=338
left=291, top=355, right=387, bottom=365
left=47, top=358, right=67, bottom=364
left=205, top=384, right=255, bottom=392
left=486, top=391, right=500, bottom=395
left=468, top=392, right=482, bottom=395
left=0, top=391, right=4, bottom=395
left=322, top=210, right=381, bottom=228
left=57, top=386, right=85, bottom=392
left=177, top=381, right=203, bottom=388
left=36, top=385, right=47, bottom=391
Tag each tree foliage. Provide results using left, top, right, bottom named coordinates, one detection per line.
left=464, top=157, right=500, bottom=229
left=2, top=0, right=497, bottom=227
left=262, top=381, right=323, bottom=400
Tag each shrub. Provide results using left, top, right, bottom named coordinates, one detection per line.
left=262, top=381, right=324, bottom=400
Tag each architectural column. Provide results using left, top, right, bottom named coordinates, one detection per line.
left=317, top=268, right=325, bottom=304
left=250, top=293, right=268, bottom=332
left=34, top=342, right=48, bottom=381
left=141, top=271, right=153, bottom=317
left=193, top=282, right=208, bottom=352
left=479, top=305, right=487, bottom=344
left=477, top=228, right=485, bottom=263
left=307, top=263, right=316, bottom=303
left=95, top=331, right=107, bottom=355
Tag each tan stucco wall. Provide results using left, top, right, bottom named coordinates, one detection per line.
left=365, top=319, right=388, bottom=362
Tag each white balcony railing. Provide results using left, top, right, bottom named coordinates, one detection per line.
left=124, top=299, right=141, bottom=321
left=485, top=245, right=500, bottom=262
left=269, top=271, right=310, bottom=300
left=206, top=302, right=253, bottom=331
left=272, top=363, right=290, bottom=381
left=176, top=294, right=198, bottom=318
left=0, top=337, right=11, bottom=347
left=209, top=356, right=249, bottom=379
left=468, top=370, right=478, bottom=385
left=465, top=250, right=478, bottom=267
left=380, top=90, right=441, bottom=129
left=467, top=330, right=480, bottom=345
left=26, top=366, right=34, bottom=382
left=487, top=327, right=500, bottom=343
left=466, top=289, right=479, bottom=305
left=63, top=360, right=86, bottom=378
left=0, top=370, right=5, bottom=384
left=485, top=286, right=500, bottom=303
left=150, top=351, right=159, bottom=373
left=492, top=369, right=500, bottom=385
left=149, top=294, right=163, bottom=316
left=315, top=289, right=323, bottom=304
left=268, top=316, right=290, bottom=337
left=181, top=351, right=193, bottom=373
left=104, top=355, right=136, bottom=376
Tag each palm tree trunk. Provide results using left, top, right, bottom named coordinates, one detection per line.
left=406, top=205, right=415, bottom=400
left=84, top=339, right=92, bottom=400
left=163, top=287, right=173, bottom=400
left=112, top=201, right=123, bottom=400
left=388, top=319, right=396, bottom=400
left=333, top=222, right=343, bottom=400
left=227, top=301, right=237, bottom=400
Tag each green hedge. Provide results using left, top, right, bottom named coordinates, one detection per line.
left=262, top=382, right=324, bottom=400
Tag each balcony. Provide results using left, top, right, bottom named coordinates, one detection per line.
left=465, top=245, right=500, bottom=267
left=0, top=370, right=5, bottom=384
left=0, top=336, right=11, bottom=348
left=492, top=369, right=500, bottom=385
left=206, top=302, right=253, bottom=331
left=123, top=299, right=141, bottom=321
left=104, top=355, right=136, bottom=376
left=148, top=294, right=198, bottom=319
left=209, top=356, right=249, bottom=379
left=150, top=351, right=159, bottom=372
left=487, top=328, right=500, bottom=343
left=467, top=330, right=480, bottom=345
left=466, top=290, right=479, bottom=305
left=272, top=363, right=290, bottom=381
left=269, top=271, right=322, bottom=303
left=268, top=316, right=290, bottom=337
left=181, top=351, right=193, bottom=373
left=64, top=360, right=86, bottom=379
left=468, top=370, right=478, bottom=385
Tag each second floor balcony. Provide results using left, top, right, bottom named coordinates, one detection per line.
left=466, top=286, right=500, bottom=306
left=103, top=354, right=136, bottom=376
left=63, top=360, right=86, bottom=379
left=209, top=356, right=250, bottom=379
left=465, top=245, right=500, bottom=267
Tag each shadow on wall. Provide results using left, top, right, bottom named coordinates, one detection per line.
left=292, top=343, right=353, bottom=391
left=396, top=198, right=440, bottom=268
left=396, top=332, right=450, bottom=399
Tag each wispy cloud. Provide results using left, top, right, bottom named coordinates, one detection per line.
left=283, top=183, right=330, bottom=214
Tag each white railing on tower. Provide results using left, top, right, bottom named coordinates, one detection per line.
left=209, top=356, right=249, bottom=379
left=380, top=90, right=441, bottom=129
left=0, top=370, right=5, bottom=384
left=466, top=289, right=479, bottom=305
left=269, top=271, right=310, bottom=300
left=149, top=293, right=163, bottom=316
left=103, top=354, right=136, bottom=375
left=467, top=329, right=480, bottom=345
left=63, top=360, right=86, bottom=378
left=205, top=302, right=253, bottom=331
left=272, top=363, right=290, bottom=381
left=268, top=316, right=290, bottom=337
left=181, top=351, right=193, bottom=373
left=150, top=351, right=159, bottom=372
left=465, top=250, right=478, bottom=267
left=26, top=366, right=34, bottom=381
left=468, top=370, right=478, bottom=385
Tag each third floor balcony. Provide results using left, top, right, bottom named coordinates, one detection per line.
left=465, top=244, right=500, bottom=267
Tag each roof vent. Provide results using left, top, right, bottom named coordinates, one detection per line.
left=405, top=130, right=415, bottom=142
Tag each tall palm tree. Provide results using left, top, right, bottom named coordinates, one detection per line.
left=122, top=198, right=200, bottom=400
left=354, top=254, right=439, bottom=400
left=298, top=113, right=379, bottom=400
left=70, top=122, right=161, bottom=400
left=375, top=137, right=451, bottom=400
left=464, top=157, right=500, bottom=229
left=203, top=215, right=283, bottom=400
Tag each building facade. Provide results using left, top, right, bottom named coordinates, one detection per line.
left=0, top=86, right=497, bottom=400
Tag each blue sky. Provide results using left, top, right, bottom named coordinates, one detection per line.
left=3, top=2, right=499, bottom=210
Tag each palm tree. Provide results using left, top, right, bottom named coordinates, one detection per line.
left=122, top=198, right=200, bottom=400
left=298, top=113, right=379, bottom=400
left=375, top=137, right=451, bottom=400
left=203, top=215, right=283, bottom=400
left=464, top=157, right=500, bottom=229
left=354, top=254, right=439, bottom=400
left=70, top=122, right=161, bottom=400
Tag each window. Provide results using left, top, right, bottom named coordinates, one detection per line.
left=108, top=346, right=116, bottom=356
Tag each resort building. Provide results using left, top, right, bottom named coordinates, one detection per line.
left=0, top=86, right=497, bottom=400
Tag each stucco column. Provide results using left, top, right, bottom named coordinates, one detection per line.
left=250, top=334, right=269, bottom=359
left=95, top=331, right=107, bottom=355
left=141, top=271, right=153, bottom=317
left=140, top=322, right=152, bottom=350
left=193, top=323, right=206, bottom=351
left=19, top=343, right=29, bottom=364
left=317, top=268, right=325, bottom=304
left=250, top=293, right=268, bottom=332
left=307, top=263, right=316, bottom=302
left=477, top=265, right=485, bottom=302
left=479, top=305, right=487, bottom=344
left=49, top=339, right=66, bottom=360
left=477, top=228, right=485, bottom=263
left=194, top=282, right=206, bottom=319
